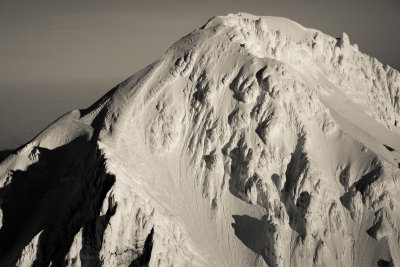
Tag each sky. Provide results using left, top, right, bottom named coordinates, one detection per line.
left=0, top=0, right=399, bottom=149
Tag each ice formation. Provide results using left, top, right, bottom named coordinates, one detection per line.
left=1, top=13, right=400, bottom=266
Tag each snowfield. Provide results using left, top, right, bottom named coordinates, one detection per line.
left=1, top=13, right=400, bottom=266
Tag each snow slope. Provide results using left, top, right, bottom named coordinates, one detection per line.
left=1, top=13, right=400, bottom=266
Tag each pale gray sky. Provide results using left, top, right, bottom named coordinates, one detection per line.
left=0, top=0, right=399, bottom=149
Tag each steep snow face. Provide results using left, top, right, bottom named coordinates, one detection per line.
left=1, top=13, right=400, bottom=267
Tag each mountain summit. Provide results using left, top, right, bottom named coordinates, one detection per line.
left=1, top=13, right=400, bottom=266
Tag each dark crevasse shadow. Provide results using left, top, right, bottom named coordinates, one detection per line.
left=0, top=136, right=116, bottom=266
left=231, top=215, right=266, bottom=255
left=226, top=135, right=271, bottom=265
left=226, top=133, right=249, bottom=201
left=354, top=166, right=382, bottom=195
left=383, top=144, right=395, bottom=152
left=377, top=258, right=392, bottom=267
left=129, top=228, right=154, bottom=267
left=227, top=133, right=311, bottom=265
left=281, top=134, right=309, bottom=240
left=340, top=165, right=382, bottom=220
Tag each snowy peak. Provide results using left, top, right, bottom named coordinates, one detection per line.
left=1, top=13, right=400, bottom=267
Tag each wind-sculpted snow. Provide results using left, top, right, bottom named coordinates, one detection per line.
left=1, top=13, right=400, bottom=266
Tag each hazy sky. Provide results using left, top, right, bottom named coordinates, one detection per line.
left=0, top=0, right=399, bottom=149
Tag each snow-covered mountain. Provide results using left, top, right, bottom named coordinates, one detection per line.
left=1, top=13, right=400, bottom=266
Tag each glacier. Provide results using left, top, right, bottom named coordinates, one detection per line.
left=1, top=13, right=400, bottom=266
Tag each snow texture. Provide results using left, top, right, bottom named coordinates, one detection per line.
left=1, top=13, right=400, bottom=266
